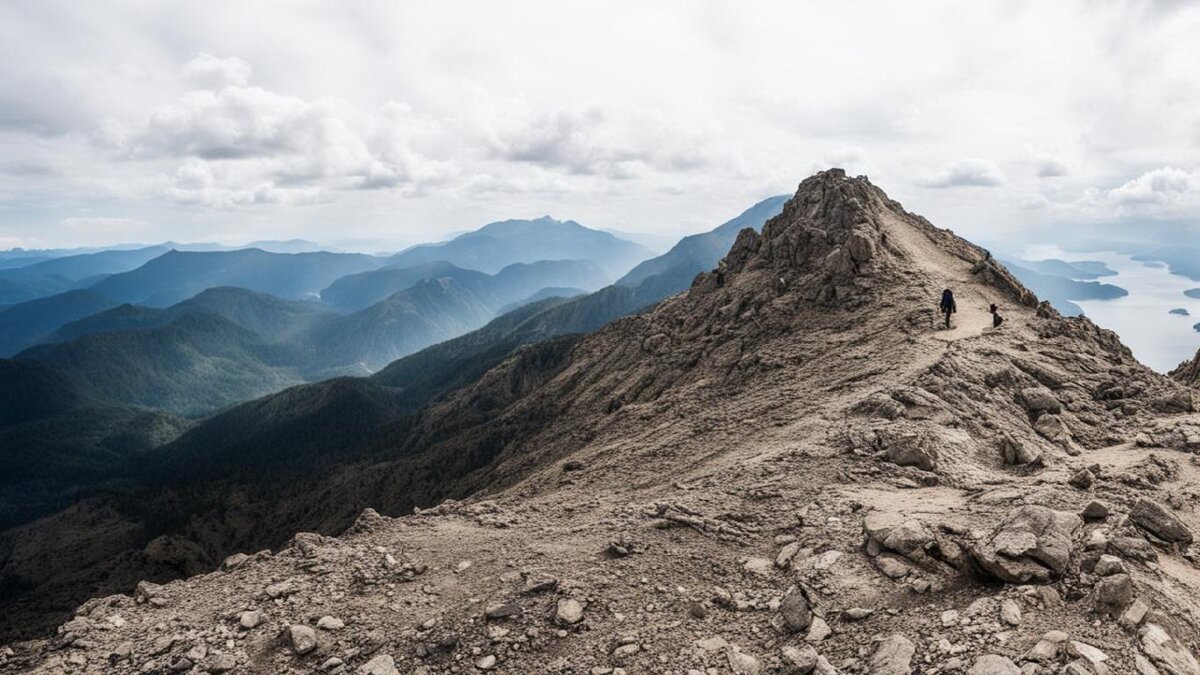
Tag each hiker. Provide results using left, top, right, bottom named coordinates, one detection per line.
left=990, top=303, right=1004, bottom=328
left=939, top=289, right=956, bottom=328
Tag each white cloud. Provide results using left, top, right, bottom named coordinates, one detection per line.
left=182, top=54, right=252, bottom=90
left=920, top=159, right=1006, bottom=188
left=0, top=1, right=1199, bottom=246
left=1106, top=167, right=1195, bottom=205
left=1034, top=156, right=1069, bottom=178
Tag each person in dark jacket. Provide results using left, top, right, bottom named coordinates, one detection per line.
left=990, top=303, right=1004, bottom=328
left=939, top=289, right=956, bottom=328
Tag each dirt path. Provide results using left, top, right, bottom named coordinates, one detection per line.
left=879, top=211, right=1007, bottom=343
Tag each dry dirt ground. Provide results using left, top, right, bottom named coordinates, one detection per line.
left=5, top=170, right=1200, bottom=675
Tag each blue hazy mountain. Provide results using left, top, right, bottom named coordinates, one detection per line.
left=617, top=195, right=788, bottom=288
left=1002, top=260, right=1128, bottom=316
left=385, top=216, right=653, bottom=275
left=318, top=259, right=608, bottom=313
left=0, top=290, right=119, bottom=356
left=18, top=280, right=498, bottom=413
left=89, top=249, right=387, bottom=307
left=1015, top=258, right=1117, bottom=280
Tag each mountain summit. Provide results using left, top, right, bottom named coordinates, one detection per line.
left=3, top=171, right=1200, bottom=674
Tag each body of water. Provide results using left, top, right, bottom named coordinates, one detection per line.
left=1062, top=252, right=1200, bottom=372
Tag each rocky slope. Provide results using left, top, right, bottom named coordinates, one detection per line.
left=1173, top=349, right=1200, bottom=389
left=5, top=170, right=1200, bottom=675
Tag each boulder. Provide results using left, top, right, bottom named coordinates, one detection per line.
left=882, top=432, right=936, bottom=471
left=868, top=635, right=915, bottom=675
left=999, top=433, right=1040, bottom=465
left=781, top=645, right=819, bottom=674
left=778, top=588, right=813, bottom=633
left=967, top=655, right=1021, bottom=675
left=971, top=506, right=1081, bottom=583
left=1033, top=414, right=1071, bottom=446
left=1140, top=623, right=1200, bottom=675
left=1022, top=387, right=1063, bottom=416
left=1129, top=498, right=1193, bottom=545
left=1094, top=573, right=1133, bottom=615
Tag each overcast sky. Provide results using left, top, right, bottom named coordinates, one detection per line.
left=1, top=0, right=1198, bottom=251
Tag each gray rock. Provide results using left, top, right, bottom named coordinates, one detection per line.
left=1069, top=468, right=1095, bottom=489
left=484, top=601, right=522, bottom=620
left=203, top=653, right=237, bottom=673
left=1033, top=414, right=1072, bottom=445
left=999, top=433, right=1040, bottom=465
left=971, top=505, right=1081, bottom=583
left=1129, top=498, right=1193, bottom=544
left=1140, top=623, right=1200, bottom=675
left=555, top=598, right=585, bottom=625
left=728, top=649, right=763, bottom=675
left=781, top=644, right=819, bottom=674
left=289, top=624, right=317, bottom=655
left=967, top=654, right=1020, bottom=675
left=238, top=610, right=262, bottom=629
left=868, top=634, right=914, bottom=675
left=999, top=598, right=1021, bottom=626
left=1093, top=554, right=1126, bottom=576
left=359, top=654, right=401, bottom=675
left=1082, top=501, right=1109, bottom=520
left=1094, top=573, right=1133, bottom=614
left=1024, top=630, right=1068, bottom=663
left=1119, top=598, right=1151, bottom=630
left=779, top=588, right=813, bottom=633
left=883, top=433, right=936, bottom=471
left=1022, top=387, right=1062, bottom=415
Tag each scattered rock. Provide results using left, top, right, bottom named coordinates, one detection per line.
left=359, top=654, right=401, bottom=675
left=1069, top=468, right=1095, bottom=489
left=967, top=654, right=1021, bottom=675
left=1094, top=573, right=1133, bottom=614
left=999, top=598, right=1021, bottom=626
left=1129, top=498, right=1194, bottom=544
left=781, top=644, right=819, bottom=674
left=1082, top=501, right=1110, bottom=520
left=1140, top=623, right=1200, bottom=675
left=868, top=634, right=915, bottom=675
left=317, top=615, right=344, bottom=630
left=1024, top=630, right=1069, bottom=663
left=727, top=649, right=763, bottom=675
left=289, top=624, right=318, bottom=655
left=971, top=506, right=1081, bottom=583
left=778, top=588, right=813, bottom=633
left=555, top=598, right=585, bottom=626
left=238, top=609, right=263, bottom=629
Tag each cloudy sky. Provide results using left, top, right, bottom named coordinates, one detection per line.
left=1, top=0, right=1198, bottom=251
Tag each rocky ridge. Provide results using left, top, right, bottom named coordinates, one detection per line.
left=4, top=170, right=1200, bottom=674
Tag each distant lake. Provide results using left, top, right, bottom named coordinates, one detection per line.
left=1064, top=252, right=1200, bottom=372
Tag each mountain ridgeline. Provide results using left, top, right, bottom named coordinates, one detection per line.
left=5, top=170, right=1200, bottom=673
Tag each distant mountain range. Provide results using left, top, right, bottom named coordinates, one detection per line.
left=386, top=216, right=653, bottom=275
left=90, top=249, right=387, bottom=306
left=0, top=196, right=786, bottom=543
left=320, top=259, right=609, bottom=312
left=1002, top=259, right=1128, bottom=316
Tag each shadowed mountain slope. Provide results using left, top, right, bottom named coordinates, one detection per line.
left=0, top=290, right=118, bottom=357
left=4, top=172, right=1200, bottom=675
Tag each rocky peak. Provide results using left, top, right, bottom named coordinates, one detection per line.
left=700, top=168, right=1037, bottom=309
left=1171, top=348, right=1200, bottom=388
